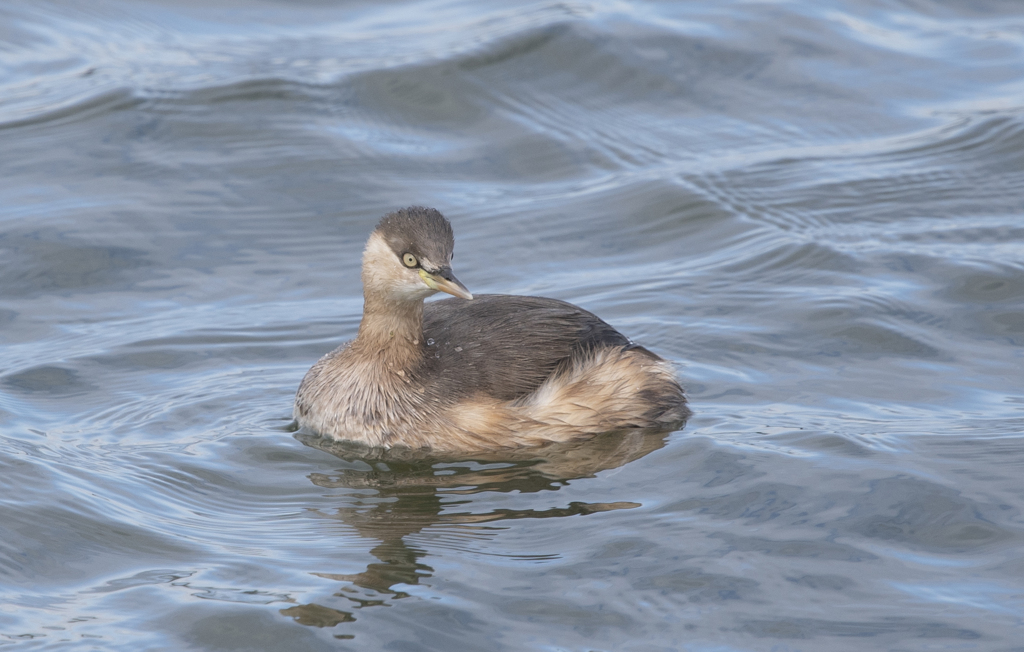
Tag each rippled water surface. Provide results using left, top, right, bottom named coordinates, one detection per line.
left=2, top=0, right=1024, bottom=649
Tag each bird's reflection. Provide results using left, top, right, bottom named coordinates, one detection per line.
left=280, top=428, right=674, bottom=630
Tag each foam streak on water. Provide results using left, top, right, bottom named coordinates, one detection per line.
left=2, top=0, right=1024, bottom=649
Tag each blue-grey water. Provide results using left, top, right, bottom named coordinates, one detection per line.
left=2, top=1, right=1023, bottom=650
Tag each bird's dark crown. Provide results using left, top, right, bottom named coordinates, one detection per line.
left=375, top=206, right=454, bottom=270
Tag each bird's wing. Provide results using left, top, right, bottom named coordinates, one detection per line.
left=421, top=294, right=636, bottom=401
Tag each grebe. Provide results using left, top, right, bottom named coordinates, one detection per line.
left=294, top=207, right=689, bottom=452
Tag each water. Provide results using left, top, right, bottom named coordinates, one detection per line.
left=2, top=0, right=1023, bottom=649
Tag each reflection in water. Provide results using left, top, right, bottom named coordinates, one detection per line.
left=281, top=429, right=672, bottom=629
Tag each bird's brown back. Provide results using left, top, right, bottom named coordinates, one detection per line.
left=418, top=294, right=648, bottom=402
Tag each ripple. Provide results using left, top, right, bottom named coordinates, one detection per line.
left=0, top=231, right=150, bottom=298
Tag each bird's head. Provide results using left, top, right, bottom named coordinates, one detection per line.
left=361, top=206, right=473, bottom=303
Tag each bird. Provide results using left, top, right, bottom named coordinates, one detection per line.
left=294, top=206, right=689, bottom=452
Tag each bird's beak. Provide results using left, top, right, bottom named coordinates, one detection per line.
left=420, top=267, right=473, bottom=300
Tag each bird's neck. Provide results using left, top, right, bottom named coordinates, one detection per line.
left=353, top=293, right=425, bottom=367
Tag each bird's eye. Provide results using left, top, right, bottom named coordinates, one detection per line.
left=402, top=253, right=418, bottom=268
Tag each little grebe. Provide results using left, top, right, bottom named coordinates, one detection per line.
left=294, top=207, right=689, bottom=451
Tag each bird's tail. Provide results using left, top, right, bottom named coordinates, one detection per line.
left=517, top=347, right=691, bottom=437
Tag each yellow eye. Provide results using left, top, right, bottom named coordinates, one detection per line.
left=402, top=253, right=418, bottom=268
